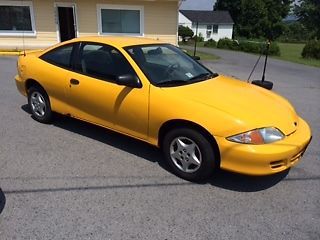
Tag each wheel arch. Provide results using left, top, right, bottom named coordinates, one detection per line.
left=25, top=79, right=45, bottom=93
left=158, top=119, right=221, bottom=166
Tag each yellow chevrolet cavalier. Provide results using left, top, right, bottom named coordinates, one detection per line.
left=15, top=36, right=312, bottom=181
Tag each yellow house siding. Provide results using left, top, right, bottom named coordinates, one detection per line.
left=77, top=0, right=178, bottom=44
left=0, top=0, right=178, bottom=50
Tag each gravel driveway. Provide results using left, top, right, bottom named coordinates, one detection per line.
left=0, top=54, right=319, bottom=240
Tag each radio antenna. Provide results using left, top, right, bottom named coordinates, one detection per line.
left=21, top=0, right=26, bottom=56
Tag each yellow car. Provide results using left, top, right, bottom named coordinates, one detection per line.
left=15, top=36, right=312, bottom=181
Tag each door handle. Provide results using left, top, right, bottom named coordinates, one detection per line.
left=70, top=78, right=80, bottom=85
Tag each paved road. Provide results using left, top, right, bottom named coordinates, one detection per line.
left=0, top=55, right=319, bottom=240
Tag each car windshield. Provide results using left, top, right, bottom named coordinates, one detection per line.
left=125, top=44, right=218, bottom=87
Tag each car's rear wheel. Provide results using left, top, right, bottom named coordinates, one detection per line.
left=27, top=86, right=52, bottom=123
left=162, top=128, right=216, bottom=181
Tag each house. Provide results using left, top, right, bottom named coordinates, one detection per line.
left=0, top=0, right=179, bottom=50
left=179, top=10, right=234, bottom=41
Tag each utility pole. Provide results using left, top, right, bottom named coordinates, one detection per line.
left=193, top=21, right=198, bottom=56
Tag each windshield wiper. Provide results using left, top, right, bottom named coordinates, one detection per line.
left=156, top=73, right=218, bottom=87
left=156, top=80, right=188, bottom=86
left=189, top=73, right=218, bottom=81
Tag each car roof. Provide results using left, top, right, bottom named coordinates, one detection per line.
left=67, top=36, right=166, bottom=48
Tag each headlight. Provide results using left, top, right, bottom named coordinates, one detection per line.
left=227, top=127, right=285, bottom=144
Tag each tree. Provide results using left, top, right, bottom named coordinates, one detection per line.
left=281, top=22, right=311, bottom=42
left=214, top=0, right=292, bottom=40
left=178, top=25, right=194, bottom=42
left=237, top=0, right=268, bottom=39
left=214, top=0, right=241, bottom=24
left=295, top=0, right=320, bottom=39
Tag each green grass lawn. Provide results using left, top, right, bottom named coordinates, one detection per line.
left=274, top=43, right=320, bottom=68
left=180, top=41, right=320, bottom=67
left=183, top=49, right=219, bottom=61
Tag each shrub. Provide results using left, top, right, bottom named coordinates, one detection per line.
left=178, top=25, right=194, bottom=42
left=217, top=38, right=239, bottom=50
left=268, top=42, right=281, bottom=56
left=302, top=40, right=320, bottom=59
left=239, top=41, right=261, bottom=54
left=192, top=33, right=204, bottom=42
left=216, top=38, right=280, bottom=56
left=204, top=39, right=217, bottom=48
left=239, top=41, right=280, bottom=56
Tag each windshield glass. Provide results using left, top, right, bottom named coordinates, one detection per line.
left=125, top=44, right=218, bottom=87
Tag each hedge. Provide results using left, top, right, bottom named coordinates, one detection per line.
left=216, top=38, right=280, bottom=56
left=204, top=39, right=217, bottom=48
left=217, top=38, right=239, bottom=50
left=302, top=40, right=320, bottom=59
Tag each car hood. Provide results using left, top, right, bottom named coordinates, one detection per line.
left=161, top=75, right=298, bottom=135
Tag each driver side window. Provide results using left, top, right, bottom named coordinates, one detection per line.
left=76, top=43, right=136, bottom=81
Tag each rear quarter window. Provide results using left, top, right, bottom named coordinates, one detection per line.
left=40, top=44, right=74, bottom=69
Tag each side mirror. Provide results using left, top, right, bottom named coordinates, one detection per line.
left=192, top=56, right=201, bottom=61
left=117, top=74, right=142, bottom=89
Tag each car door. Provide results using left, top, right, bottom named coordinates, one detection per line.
left=66, top=42, right=149, bottom=140
left=38, top=43, right=75, bottom=114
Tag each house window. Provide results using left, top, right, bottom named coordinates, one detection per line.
left=97, top=4, right=144, bottom=35
left=0, top=1, right=35, bottom=36
left=206, top=31, right=211, bottom=39
left=207, top=25, right=212, bottom=30
left=212, top=24, right=218, bottom=34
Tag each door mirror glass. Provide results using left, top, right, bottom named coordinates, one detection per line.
left=117, top=74, right=142, bottom=88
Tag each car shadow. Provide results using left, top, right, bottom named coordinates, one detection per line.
left=0, top=188, right=6, bottom=214
left=21, top=104, right=288, bottom=192
left=21, top=104, right=169, bottom=169
left=207, top=169, right=289, bottom=192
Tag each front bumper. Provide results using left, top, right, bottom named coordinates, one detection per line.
left=215, top=117, right=312, bottom=175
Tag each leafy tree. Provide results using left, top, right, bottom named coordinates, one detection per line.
left=214, top=0, right=292, bottom=40
left=178, top=25, right=194, bottom=42
left=294, top=0, right=320, bottom=39
left=264, top=0, right=292, bottom=39
left=214, top=0, right=241, bottom=24
left=280, top=22, right=311, bottom=42
left=237, top=0, right=268, bottom=39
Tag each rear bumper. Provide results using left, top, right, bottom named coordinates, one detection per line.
left=15, top=75, right=27, bottom=97
left=215, top=117, right=312, bottom=176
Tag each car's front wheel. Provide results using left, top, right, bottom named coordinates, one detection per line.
left=27, top=86, right=52, bottom=123
left=162, top=128, right=217, bottom=181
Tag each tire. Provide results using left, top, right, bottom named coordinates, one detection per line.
left=27, top=86, right=52, bottom=123
left=162, top=128, right=217, bottom=181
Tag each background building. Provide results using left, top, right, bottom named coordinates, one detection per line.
left=0, top=0, right=179, bottom=50
left=179, top=10, right=234, bottom=41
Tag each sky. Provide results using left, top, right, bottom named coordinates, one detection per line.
left=180, top=0, right=216, bottom=10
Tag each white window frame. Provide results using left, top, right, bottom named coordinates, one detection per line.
left=212, top=24, right=219, bottom=34
left=0, top=1, right=36, bottom=37
left=97, top=4, right=144, bottom=36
